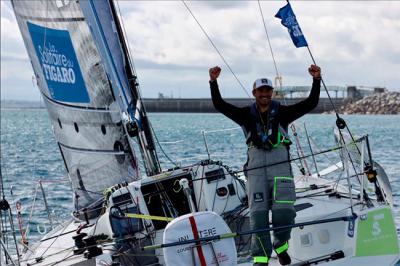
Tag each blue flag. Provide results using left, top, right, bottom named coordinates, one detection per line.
left=275, top=3, right=308, bottom=48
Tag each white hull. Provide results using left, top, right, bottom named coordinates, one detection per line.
left=19, top=169, right=400, bottom=266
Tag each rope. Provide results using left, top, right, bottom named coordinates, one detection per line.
left=125, top=213, right=174, bottom=222
left=143, top=214, right=355, bottom=250
left=181, top=1, right=250, bottom=98
left=193, top=139, right=362, bottom=184
left=115, top=0, right=138, bottom=74
left=0, top=135, right=4, bottom=200
left=0, top=0, right=6, bottom=197
left=148, top=120, right=179, bottom=168
left=257, top=0, right=280, bottom=80
left=132, top=139, right=363, bottom=204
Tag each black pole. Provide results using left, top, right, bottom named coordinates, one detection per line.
left=287, top=0, right=365, bottom=176
left=304, top=122, right=319, bottom=177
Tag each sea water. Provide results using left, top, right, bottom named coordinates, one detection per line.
left=1, top=109, right=399, bottom=243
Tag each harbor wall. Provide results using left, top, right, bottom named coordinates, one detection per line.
left=142, top=98, right=344, bottom=113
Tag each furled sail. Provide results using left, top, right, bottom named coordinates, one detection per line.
left=11, top=0, right=140, bottom=212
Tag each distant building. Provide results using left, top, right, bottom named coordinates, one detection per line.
left=347, top=86, right=386, bottom=101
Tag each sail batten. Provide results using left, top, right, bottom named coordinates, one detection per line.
left=13, top=13, right=85, bottom=22
left=58, top=143, right=129, bottom=155
left=41, top=91, right=114, bottom=111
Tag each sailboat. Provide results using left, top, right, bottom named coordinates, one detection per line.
left=2, top=0, right=399, bottom=265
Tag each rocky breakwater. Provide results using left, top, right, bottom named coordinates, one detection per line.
left=339, top=92, right=400, bottom=114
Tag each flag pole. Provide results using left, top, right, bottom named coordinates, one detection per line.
left=305, top=45, right=340, bottom=118
left=285, top=0, right=347, bottom=127
left=285, top=1, right=364, bottom=177
left=287, top=0, right=341, bottom=118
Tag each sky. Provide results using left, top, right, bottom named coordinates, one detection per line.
left=1, top=1, right=400, bottom=100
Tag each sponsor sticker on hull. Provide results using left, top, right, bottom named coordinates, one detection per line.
left=356, top=207, right=399, bottom=257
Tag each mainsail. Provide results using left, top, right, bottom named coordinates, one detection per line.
left=11, top=0, right=159, bottom=212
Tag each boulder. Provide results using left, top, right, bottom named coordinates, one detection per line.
left=338, top=92, right=400, bottom=114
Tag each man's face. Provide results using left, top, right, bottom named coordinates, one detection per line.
left=252, top=86, right=273, bottom=107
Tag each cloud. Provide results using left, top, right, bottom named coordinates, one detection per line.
left=1, top=1, right=399, bottom=100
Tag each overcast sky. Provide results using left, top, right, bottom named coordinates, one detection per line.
left=1, top=1, right=399, bottom=100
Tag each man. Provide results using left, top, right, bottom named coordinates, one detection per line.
left=209, top=65, right=321, bottom=265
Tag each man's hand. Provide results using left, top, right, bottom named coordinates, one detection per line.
left=308, top=64, right=321, bottom=79
left=209, top=66, right=221, bottom=81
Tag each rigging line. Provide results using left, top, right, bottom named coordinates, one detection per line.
left=30, top=234, right=143, bottom=264
left=144, top=215, right=355, bottom=250
left=91, top=206, right=106, bottom=236
left=0, top=137, right=3, bottom=199
left=339, top=133, right=363, bottom=186
left=291, top=125, right=311, bottom=176
left=257, top=0, right=280, bottom=79
left=113, top=0, right=149, bottom=119
left=148, top=120, right=179, bottom=168
left=0, top=240, right=17, bottom=266
left=0, top=0, right=10, bottom=201
left=111, top=0, right=139, bottom=102
left=0, top=213, right=9, bottom=264
left=103, top=249, right=164, bottom=258
left=48, top=254, right=76, bottom=266
left=190, top=139, right=363, bottom=183
left=38, top=217, right=73, bottom=259
left=115, top=0, right=137, bottom=74
left=7, top=207, right=21, bottom=263
left=181, top=1, right=250, bottom=98
left=34, top=234, right=127, bottom=264
left=19, top=246, right=75, bottom=264
left=75, top=188, right=103, bottom=196
left=146, top=165, right=360, bottom=203
left=202, top=127, right=240, bottom=134
left=196, top=166, right=206, bottom=209
left=304, top=122, right=319, bottom=177
left=24, top=183, right=40, bottom=242
left=309, top=135, right=338, bottom=167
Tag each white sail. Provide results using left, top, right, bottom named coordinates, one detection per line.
left=11, top=0, right=139, bottom=212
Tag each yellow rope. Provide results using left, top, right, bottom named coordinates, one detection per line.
left=125, top=213, right=174, bottom=222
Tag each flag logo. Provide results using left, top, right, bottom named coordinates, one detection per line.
left=275, top=3, right=308, bottom=48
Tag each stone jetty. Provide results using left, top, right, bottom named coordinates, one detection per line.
left=339, top=91, right=400, bottom=114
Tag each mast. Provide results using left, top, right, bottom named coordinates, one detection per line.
left=80, top=0, right=161, bottom=176
left=109, top=0, right=161, bottom=176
